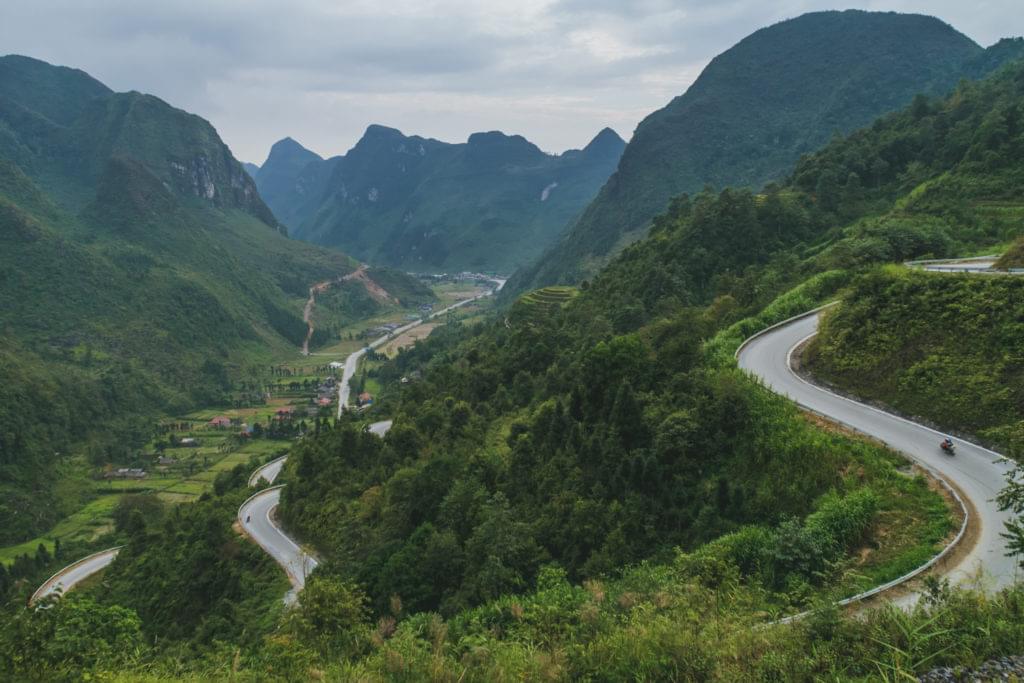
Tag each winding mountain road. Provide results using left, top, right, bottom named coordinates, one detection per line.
left=238, top=419, right=393, bottom=604
left=238, top=486, right=314, bottom=605
left=737, top=309, right=1019, bottom=600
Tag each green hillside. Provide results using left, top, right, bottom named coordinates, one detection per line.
left=256, top=126, right=625, bottom=273
left=509, top=286, right=579, bottom=326
left=0, top=55, right=425, bottom=544
left=508, top=12, right=1024, bottom=296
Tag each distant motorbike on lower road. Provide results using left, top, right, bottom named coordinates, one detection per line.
left=940, top=438, right=956, bottom=455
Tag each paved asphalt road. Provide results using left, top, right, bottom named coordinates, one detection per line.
left=919, top=259, right=997, bottom=273
left=338, top=278, right=506, bottom=416
left=238, top=420, right=394, bottom=603
left=248, top=455, right=287, bottom=487
left=238, top=486, right=314, bottom=605
left=369, top=419, right=393, bottom=436
left=738, top=311, right=1020, bottom=598
left=30, top=548, right=120, bottom=604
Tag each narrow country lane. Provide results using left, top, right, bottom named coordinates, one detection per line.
left=301, top=266, right=372, bottom=356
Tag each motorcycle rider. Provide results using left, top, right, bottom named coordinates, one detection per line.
left=941, top=437, right=955, bottom=452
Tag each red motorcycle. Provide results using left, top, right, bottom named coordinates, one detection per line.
left=940, top=438, right=956, bottom=455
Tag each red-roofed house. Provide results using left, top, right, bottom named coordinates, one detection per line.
left=209, top=416, right=231, bottom=428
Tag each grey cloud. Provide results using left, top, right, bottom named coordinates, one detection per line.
left=0, top=1, right=1020, bottom=161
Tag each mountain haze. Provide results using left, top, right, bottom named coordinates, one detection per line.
left=508, top=10, right=1024, bottom=294
left=256, top=125, right=625, bottom=272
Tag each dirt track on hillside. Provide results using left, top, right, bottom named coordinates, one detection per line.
left=302, top=266, right=395, bottom=355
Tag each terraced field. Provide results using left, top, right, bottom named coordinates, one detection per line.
left=512, top=286, right=579, bottom=325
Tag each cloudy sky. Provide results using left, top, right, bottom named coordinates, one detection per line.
left=2, top=1, right=1020, bottom=163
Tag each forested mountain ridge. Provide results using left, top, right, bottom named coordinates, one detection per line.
left=573, top=54, right=1024, bottom=333
left=507, top=12, right=1024, bottom=295
left=255, top=125, right=625, bottom=272
left=0, top=55, right=276, bottom=226
left=0, top=55, right=425, bottom=545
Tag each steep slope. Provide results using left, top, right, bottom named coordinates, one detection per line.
left=256, top=125, right=625, bottom=272
left=509, top=12, right=1022, bottom=294
left=0, top=55, right=426, bottom=544
left=242, top=162, right=259, bottom=179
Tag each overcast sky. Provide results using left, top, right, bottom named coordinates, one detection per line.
left=2, top=1, right=1021, bottom=164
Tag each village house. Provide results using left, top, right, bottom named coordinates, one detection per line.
left=358, top=392, right=373, bottom=406
left=209, top=416, right=232, bottom=429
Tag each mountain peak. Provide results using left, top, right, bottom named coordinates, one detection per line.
left=509, top=8, right=995, bottom=294
left=362, top=124, right=406, bottom=141
left=265, top=137, right=321, bottom=164
left=0, top=54, right=113, bottom=126
left=582, top=128, right=626, bottom=158
left=465, top=131, right=544, bottom=166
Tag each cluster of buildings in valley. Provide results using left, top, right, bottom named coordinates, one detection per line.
left=417, top=271, right=502, bottom=285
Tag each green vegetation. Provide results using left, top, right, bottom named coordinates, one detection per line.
left=996, top=236, right=1024, bottom=268
left=508, top=12, right=1024, bottom=295
left=807, top=268, right=1024, bottom=456
left=509, top=286, right=579, bottom=326
left=257, top=126, right=625, bottom=272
